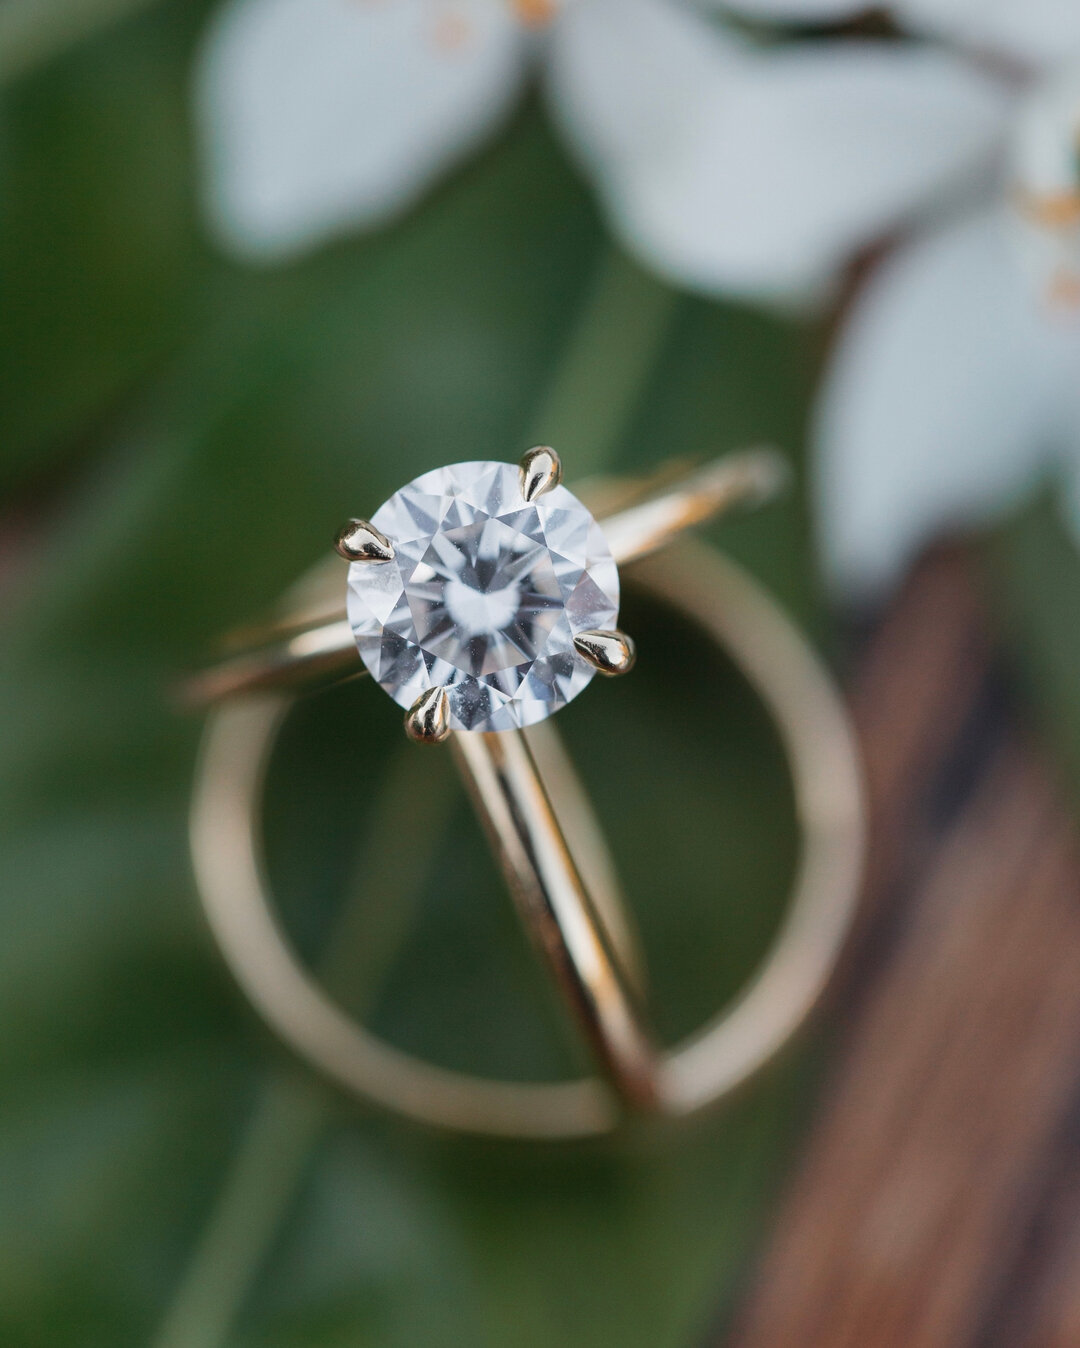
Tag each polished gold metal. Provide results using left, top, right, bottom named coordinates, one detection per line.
left=188, top=447, right=864, bottom=1138
left=404, top=686, right=451, bottom=745
left=573, top=629, right=636, bottom=677
left=452, top=730, right=659, bottom=1109
left=518, top=444, right=562, bottom=502
left=523, top=719, right=647, bottom=1001
left=181, top=619, right=357, bottom=706
left=598, top=447, right=788, bottom=565
left=334, top=518, right=395, bottom=563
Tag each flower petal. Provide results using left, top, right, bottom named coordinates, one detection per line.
left=816, top=208, right=1080, bottom=596
left=547, top=0, right=1010, bottom=299
left=195, top=0, right=529, bottom=260
left=893, top=0, right=1080, bottom=69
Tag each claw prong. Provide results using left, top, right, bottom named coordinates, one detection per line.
left=335, top=519, right=395, bottom=563
left=574, top=630, right=636, bottom=677
left=519, top=446, right=562, bottom=503
left=405, top=686, right=452, bottom=743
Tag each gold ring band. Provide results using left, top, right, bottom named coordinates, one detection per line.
left=188, top=454, right=864, bottom=1137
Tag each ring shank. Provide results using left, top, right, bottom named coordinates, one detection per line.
left=452, top=729, right=659, bottom=1110
left=190, top=536, right=864, bottom=1137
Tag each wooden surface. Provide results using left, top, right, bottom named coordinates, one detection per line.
left=725, top=550, right=1080, bottom=1348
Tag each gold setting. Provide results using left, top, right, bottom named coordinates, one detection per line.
left=573, top=629, right=636, bottom=677
left=334, top=518, right=395, bottom=564
left=404, top=686, right=451, bottom=744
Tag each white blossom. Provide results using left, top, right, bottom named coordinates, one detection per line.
left=194, top=0, right=1080, bottom=591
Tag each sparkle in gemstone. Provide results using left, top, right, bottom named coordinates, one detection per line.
left=346, top=460, right=620, bottom=732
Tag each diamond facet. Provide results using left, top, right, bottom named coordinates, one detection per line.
left=346, top=460, right=620, bottom=732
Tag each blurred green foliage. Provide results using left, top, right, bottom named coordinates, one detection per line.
left=989, top=496, right=1080, bottom=807
left=0, top=4, right=828, bottom=1346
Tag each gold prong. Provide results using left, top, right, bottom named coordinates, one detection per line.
left=334, top=519, right=395, bottom=563
left=574, top=630, right=636, bottom=677
left=405, top=686, right=451, bottom=743
left=519, top=446, right=562, bottom=503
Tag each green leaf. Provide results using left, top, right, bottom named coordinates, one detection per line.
left=0, top=0, right=165, bottom=86
left=0, top=1, right=208, bottom=486
left=2, top=57, right=826, bottom=1348
left=985, top=492, right=1080, bottom=803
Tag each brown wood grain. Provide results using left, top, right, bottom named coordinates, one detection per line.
left=725, top=550, right=1080, bottom=1348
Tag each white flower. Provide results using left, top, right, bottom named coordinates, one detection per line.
left=712, top=0, right=1080, bottom=593
left=808, top=57, right=1080, bottom=595
left=195, top=0, right=1080, bottom=593
left=193, top=0, right=1007, bottom=303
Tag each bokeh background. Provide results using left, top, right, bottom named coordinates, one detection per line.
left=4, top=2, right=1080, bottom=1346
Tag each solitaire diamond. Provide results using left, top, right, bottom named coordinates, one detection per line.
left=346, top=460, right=620, bottom=732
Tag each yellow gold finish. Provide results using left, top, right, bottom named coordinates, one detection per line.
left=573, top=629, right=636, bottom=676
left=404, top=686, right=451, bottom=744
left=191, top=694, right=616, bottom=1138
left=597, top=447, right=788, bottom=565
left=188, top=448, right=863, bottom=1137
left=334, top=518, right=395, bottom=563
left=523, top=719, right=647, bottom=1000
left=453, top=730, right=659, bottom=1109
left=181, top=619, right=361, bottom=706
left=518, top=445, right=562, bottom=502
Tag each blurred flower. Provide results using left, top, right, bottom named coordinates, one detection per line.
left=720, top=1, right=1080, bottom=593
left=715, top=2, right=1080, bottom=593
left=814, top=57, right=1080, bottom=595
left=193, top=0, right=1006, bottom=300
left=195, top=0, right=1080, bottom=593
